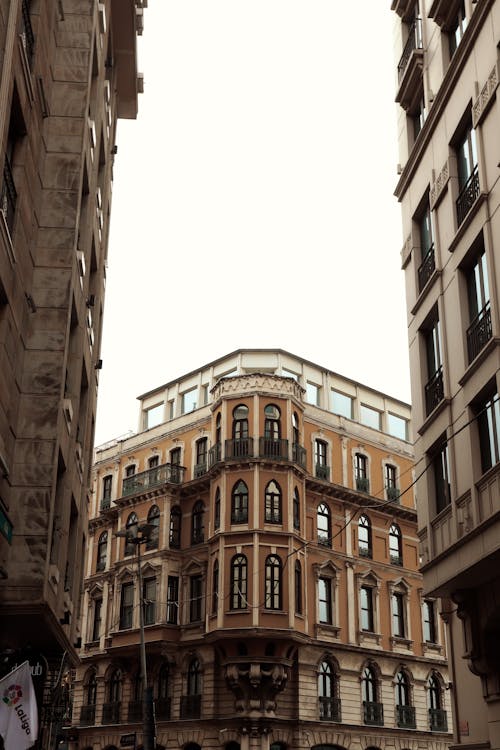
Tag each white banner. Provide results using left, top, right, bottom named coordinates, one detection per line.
left=0, top=661, right=38, bottom=750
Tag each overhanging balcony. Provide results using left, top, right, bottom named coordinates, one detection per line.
left=292, top=443, right=307, bottom=468
left=102, top=701, right=120, bottom=724
left=356, top=476, right=370, bottom=493
left=363, top=700, right=384, bottom=726
left=259, top=437, right=288, bottom=460
left=79, top=704, right=96, bottom=725
left=429, top=707, right=448, bottom=732
left=316, top=463, right=330, bottom=480
left=319, top=696, right=341, bottom=721
left=155, top=697, right=171, bottom=721
left=225, top=438, right=253, bottom=460
left=418, top=244, right=436, bottom=293
left=122, top=462, right=185, bottom=495
left=127, top=700, right=142, bottom=722
left=397, top=704, right=416, bottom=728
left=456, top=165, right=480, bottom=227
left=180, top=694, right=201, bottom=719
left=208, top=442, right=221, bottom=467
left=387, top=486, right=400, bottom=502
left=467, top=303, right=492, bottom=363
left=395, top=18, right=424, bottom=112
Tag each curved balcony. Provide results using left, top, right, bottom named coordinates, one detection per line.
left=225, top=437, right=253, bottom=460
left=122, top=462, right=185, bottom=496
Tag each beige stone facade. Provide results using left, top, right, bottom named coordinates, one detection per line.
left=74, top=350, right=451, bottom=750
left=0, top=0, right=144, bottom=743
left=391, top=0, right=500, bottom=747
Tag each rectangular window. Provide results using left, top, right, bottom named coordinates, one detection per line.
left=477, top=391, right=500, bottom=474
left=392, top=592, right=405, bottom=638
left=355, top=453, right=369, bottom=493
left=102, top=475, right=112, bottom=501
left=423, top=600, right=436, bottom=643
left=282, top=368, right=299, bottom=381
left=148, top=455, right=159, bottom=468
left=467, top=248, right=492, bottom=363
left=417, top=200, right=435, bottom=293
left=170, top=447, right=181, bottom=465
left=145, top=403, right=163, bottom=429
left=125, top=464, right=136, bottom=477
left=432, top=439, right=451, bottom=514
left=167, top=576, right=179, bottom=624
left=143, top=577, right=156, bottom=626
left=449, top=1, right=467, bottom=58
left=181, top=388, right=197, bottom=414
left=387, top=413, right=408, bottom=441
left=330, top=389, right=353, bottom=419
left=92, top=598, right=102, bottom=641
left=201, top=384, right=209, bottom=405
left=196, top=438, right=207, bottom=466
left=423, top=311, right=444, bottom=416
left=360, top=586, right=374, bottom=631
left=119, top=582, right=134, bottom=630
left=190, top=574, right=203, bottom=622
left=295, top=564, right=302, bottom=615
left=318, top=577, right=332, bottom=624
left=306, top=382, right=320, bottom=406
left=168, top=400, right=175, bottom=420
left=360, top=404, right=381, bottom=430
left=456, top=123, right=479, bottom=226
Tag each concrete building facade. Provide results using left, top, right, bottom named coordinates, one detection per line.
left=391, top=0, right=500, bottom=747
left=74, top=350, right=451, bottom=750
left=0, top=0, right=144, bottom=744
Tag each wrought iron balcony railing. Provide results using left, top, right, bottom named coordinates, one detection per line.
left=259, top=437, right=288, bottom=460
left=467, top=302, right=492, bottom=363
left=225, top=438, right=253, bottom=459
left=155, top=697, right=171, bottom=721
left=208, top=442, right=221, bottom=467
left=387, top=486, right=400, bottom=502
left=79, top=705, right=96, bottom=725
left=316, top=463, right=330, bottom=480
left=1, top=155, right=17, bottom=234
left=397, top=17, right=423, bottom=82
left=191, top=529, right=204, bottom=545
left=122, top=462, right=185, bottom=495
left=425, top=365, right=444, bottom=416
left=397, top=704, right=416, bottom=728
left=456, top=165, right=480, bottom=226
left=180, top=694, right=201, bottom=719
left=319, top=696, right=341, bottom=722
left=127, top=700, right=143, bottom=722
left=100, top=497, right=111, bottom=511
left=418, top=244, right=435, bottom=293
left=292, top=443, right=307, bottom=468
left=101, top=701, right=120, bottom=724
left=356, top=476, right=370, bottom=493
left=194, top=461, right=207, bottom=478
left=429, top=707, right=448, bottom=732
left=363, top=700, right=384, bottom=726
left=317, top=532, right=331, bottom=548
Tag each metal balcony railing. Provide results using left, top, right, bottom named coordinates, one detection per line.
left=191, top=529, right=204, bottom=545
left=397, top=18, right=423, bottom=82
left=429, top=707, right=448, bottom=732
left=21, top=0, right=35, bottom=67
left=292, top=443, right=307, bottom=468
left=456, top=165, right=480, bottom=226
left=425, top=365, right=444, bottom=416
left=390, top=552, right=403, bottom=566
left=363, top=700, right=384, bottom=726
left=180, top=694, right=201, bottom=719
left=225, top=438, right=253, bottom=459
left=100, top=498, right=111, bottom=511
left=387, top=486, right=400, bottom=502
left=101, top=702, right=120, bottom=724
left=467, top=302, right=492, bottom=363
left=155, top=697, right=171, bottom=721
left=122, top=462, right=185, bottom=495
left=316, top=463, right=330, bottom=480
left=259, top=437, right=288, bottom=460
left=397, top=704, right=416, bottom=728
left=356, top=476, right=370, bottom=493
left=418, top=244, right=435, bottom=293
left=208, top=442, right=221, bottom=467
left=1, top=155, right=17, bottom=234
left=79, top=705, right=96, bottom=725
left=127, top=700, right=143, bottom=722
left=319, top=696, right=341, bottom=722
left=194, top=461, right=207, bottom=478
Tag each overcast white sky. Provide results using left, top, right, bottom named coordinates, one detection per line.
left=95, top=2, right=409, bottom=446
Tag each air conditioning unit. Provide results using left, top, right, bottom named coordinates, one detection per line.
left=62, top=398, right=73, bottom=427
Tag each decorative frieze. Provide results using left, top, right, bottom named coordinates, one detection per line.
left=472, top=63, right=499, bottom=127
left=430, top=160, right=450, bottom=210
left=212, top=373, right=305, bottom=402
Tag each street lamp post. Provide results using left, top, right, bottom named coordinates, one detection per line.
left=116, top=522, right=156, bottom=750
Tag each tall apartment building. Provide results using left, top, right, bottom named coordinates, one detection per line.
left=0, top=0, right=145, bottom=743
left=74, top=350, right=451, bottom=750
left=391, top=0, right=499, bottom=747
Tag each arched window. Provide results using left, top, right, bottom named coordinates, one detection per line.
left=231, top=480, right=248, bottom=523
left=395, top=670, right=410, bottom=706
left=232, top=404, right=249, bottom=439
left=97, top=531, right=108, bottom=571
left=82, top=670, right=97, bottom=723
left=191, top=500, right=204, bottom=544
left=295, top=560, right=302, bottom=615
left=264, top=404, right=281, bottom=439
left=230, top=554, right=248, bottom=610
left=265, top=554, right=282, bottom=610
left=362, top=665, right=383, bottom=725
left=292, top=412, right=299, bottom=444
left=157, top=662, right=170, bottom=720
left=187, top=658, right=201, bottom=695
left=318, top=660, right=339, bottom=721
left=146, top=505, right=160, bottom=550
left=389, top=523, right=402, bottom=565
left=214, top=487, right=221, bottom=530
left=265, top=480, right=282, bottom=523
left=317, top=503, right=331, bottom=547
left=358, top=514, right=372, bottom=558
left=293, top=487, right=300, bottom=530
left=428, top=673, right=447, bottom=731
left=428, top=673, right=442, bottom=709
left=124, top=513, right=138, bottom=556
left=215, top=413, right=221, bottom=445
left=169, top=506, right=181, bottom=548
left=107, top=669, right=122, bottom=724
left=212, top=559, right=219, bottom=614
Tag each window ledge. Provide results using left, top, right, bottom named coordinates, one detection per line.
left=226, top=609, right=250, bottom=615
left=390, top=636, right=414, bottom=650
left=410, top=268, right=441, bottom=316
left=458, top=336, right=499, bottom=387
left=448, top=192, right=487, bottom=253
left=315, top=623, right=341, bottom=639
left=358, top=630, right=382, bottom=647
left=417, top=397, right=451, bottom=436
left=422, top=641, right=443, bottom=654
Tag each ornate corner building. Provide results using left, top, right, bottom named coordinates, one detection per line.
left=73, top=350, right=451, bottom=750
left=0, top=0, right=145, bottom=742
left=391, top=0, right=500, bottom=747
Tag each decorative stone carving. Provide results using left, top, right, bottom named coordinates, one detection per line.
left=225, top=660, right=289, bottom=717
left=472, top=63, right=499, bottom=127
left=212, top=373, right=305, bottom=402
left=430, top=159, right=450, bottom=210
